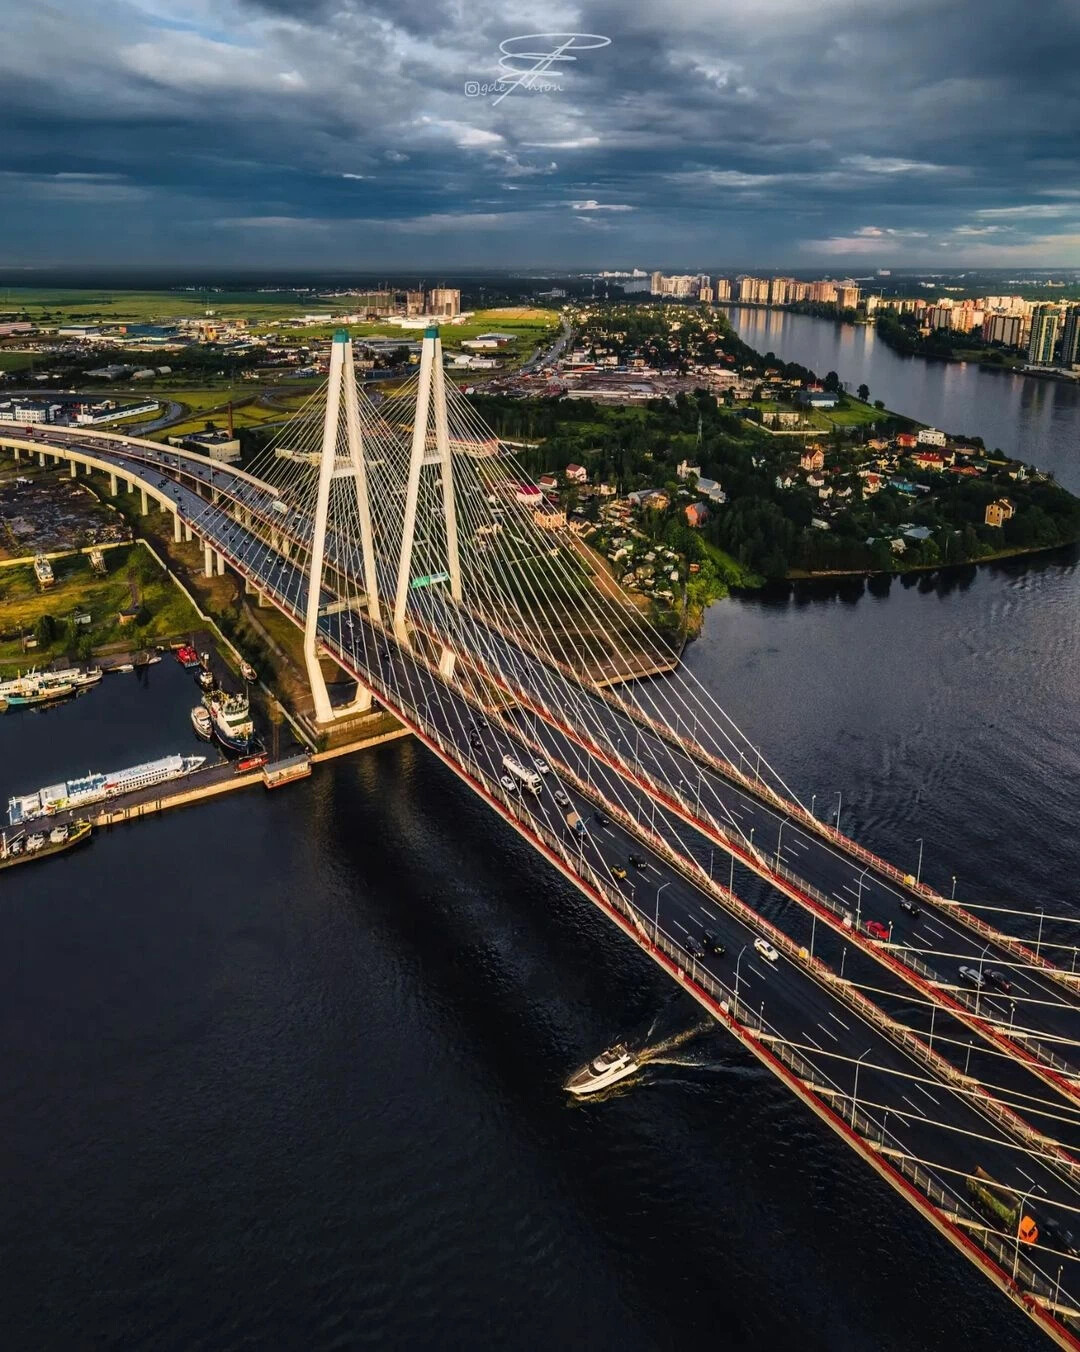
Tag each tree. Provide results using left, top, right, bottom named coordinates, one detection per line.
left=34, top=614, right=57, bottom=647
left=857, top=383, right=870, bottom=403
left=874, top=400, right=886, bottom=410
left=823, top=370, right=841, bottom=392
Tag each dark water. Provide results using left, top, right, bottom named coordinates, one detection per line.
left=2, top=562, right=1079, bottom=1350
left=724, top=305, right=1080, bottom=491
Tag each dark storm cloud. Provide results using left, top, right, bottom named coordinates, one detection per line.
left=1, top=0, right=1078, bottom=267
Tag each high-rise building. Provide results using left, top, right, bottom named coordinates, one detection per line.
left=713, top=278, right=732, bottom=301
left=405, top=290, right=425, bottom=316
left=738, top=275, right=768, bottom=303
left=697, top=273, right=711, bottom=291
left=983, top=312, right=1023, bottom=347
left=1060, top=306, right=1080, bottom=369
left=650, top=270, right=664, bottom=295
left=810, top=280, right=837, bottom=304
left=699, top=285, right=714, bottom=304
left=1027, top=304, right=1059, bottom=365
left=788, top=280, right=810, bottom=303
left=837, top=284, right=861, bottom=310
left=769, top=276, right=791, bottom=305
left=427, top=288, right=461, bottom=318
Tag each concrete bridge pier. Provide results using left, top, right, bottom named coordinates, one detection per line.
left=204, top=542, right=213, bottom=577
left=109, top=472, right=117, bottom=495
left=38, top=451, right=45, bottom=467
left=12, top=446, right=18, bottom=462
left=183, top=521, right=192, bottom=543
left=140, top=487, right=148, bottom=515
left=173, top=510, right=182, bottom=543
left=215, top=550, right=226, bottom=576
left=69, top=459, right=77, bottom=478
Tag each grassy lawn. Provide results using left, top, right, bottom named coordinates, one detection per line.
left=0, top=288, right=327, bottom=325
left=0, top=543, right=201, bottom=673
left=0, top=351, right=38, bottom=371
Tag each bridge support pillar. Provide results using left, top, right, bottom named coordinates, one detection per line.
left=69, top=459, right=77, bottom=479
left=127, top=477, right=134, bottom=494
left=38, top=451, right=45, bottom=467
left=215, top=550, right=226, bottom=576
left=12, top=447, right=18, bottom=462
left=183, top=521, right=192, bottom=543
left=257, top=591, right=270, bottom=608
left=139, top=487, right=148, bottom=515
left=173, top=510, right=182, bottom=544
left=438, top=646, right=457, bottom=681
left=203, top=543, right=213, bottom=577
left=109, top=472, right=117, bottom=496
left=244, top=577, right=256, bottom=596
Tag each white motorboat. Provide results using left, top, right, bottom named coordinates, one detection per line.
left=565, top=1044, right=640, bottom=1096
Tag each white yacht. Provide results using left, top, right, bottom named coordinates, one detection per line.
left=565, top=1044, right=640, bottom=1096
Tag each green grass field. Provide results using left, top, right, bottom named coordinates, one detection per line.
left=0, top=543, right=201, bottom=673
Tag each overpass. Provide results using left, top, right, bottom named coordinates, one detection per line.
left=5, top=329, right=1080, bottom=1346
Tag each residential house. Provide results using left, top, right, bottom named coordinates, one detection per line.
left=676, top=459, right=702, bottom=480
left=685, top=502, right=709, bottom=528
left=916, top=427, right=947, bottom=446
left=800, top=445, right=826, bottom=471
left=912, top=450, right=948, bottom=471
left=985, top=498, right=1015, bottom=527
left=896, top=433, right=918, bottom=450
left=537, top=473, right=558, bottom=490
left=565, top=463, right=588, bottom=483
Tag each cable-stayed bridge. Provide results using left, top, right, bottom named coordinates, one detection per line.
left=6, top=328, right=1080, bottom=1346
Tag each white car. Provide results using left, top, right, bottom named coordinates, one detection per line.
left=553, top=788, right=571, bottom=808
left=499, top=774, right=519, bottom=794
left=532, top=756, right=551, bottom=775
left=754, top=937, right=779, bottom=963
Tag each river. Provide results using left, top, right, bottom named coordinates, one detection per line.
left=2, top=386, right=1079, bottom=1349
left=724, top=305, right=1080, bottom=492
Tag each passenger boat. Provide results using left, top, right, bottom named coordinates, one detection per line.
left=565, top=1044, right=640, bottom=1096
left=240, top=660, right=258, bottom=683
left=197, top=668, right=216, bottom=691
left=190, top=706, right=213, bottom=740
left=8, top=753, right=206, bottom=825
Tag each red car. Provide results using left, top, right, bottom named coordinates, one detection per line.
left=866, top=920, right=890, bottom=941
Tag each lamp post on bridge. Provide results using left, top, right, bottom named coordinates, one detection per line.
left=833, top=790, right=842, bottom=829
left=915, top=837, right=925, bottom=886
left=1012, top=1173, right=1046, bottom=1280
left=810, top=793, right=817, bottom=819
left=855, top=866, right=870, bottom=931
left=1036, top=907, right=1045, bottom=958
left=734, top=944, right=747, bottom=1018
left=775, top=819, right=786, bottom=869
left=975, top=942, right=991, bottom=1015
left=951, top=875, right=957, bottom=901
left=654, top=881, right=669, bottom=945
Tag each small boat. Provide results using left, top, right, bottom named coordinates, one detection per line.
left=108, top=663, right=134, bottom=674
left=190, top=706, right=213, bottom=740
left=565, top=1044, right=640, bottom=1096
left=176, top=644, right=200, bottom=670
left=240, top=660, right=257, bottom=683
left=197, top=668, right=216, bottom=691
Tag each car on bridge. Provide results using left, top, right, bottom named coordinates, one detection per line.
left=899, top=899, right=921, bottom=918
left=628, top=852, right=649, bottom=871
left=986, top=969, right=1013, bottom=995
left=499, top=774, right=518, bottom=794
left=553, top=788, right=571, bottom=808
left=683, top=936, right=706, bottom=960
left=866, top=920, right=890, bottom=941
left=610, top=863, right=628, bottom=881
left=754, top=937, right=779, bottom=963
left=701, top=931, right=726, bottom=956
left=594, top=811, right=612, bottom=828
left=532, top=756, right=550, bottom=775
left=958, top=964, right=986, bottom=989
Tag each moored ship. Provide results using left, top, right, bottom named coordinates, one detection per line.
left=203, top=688, right=255, bottom=751
left=0, top=819, right=93, bottom=870
left=190, top=706, right=213, bottom=740
left=176, top=644, right=200, bottom=669
left=8, top=753, right=206, bottom=826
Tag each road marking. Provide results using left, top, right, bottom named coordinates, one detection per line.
left=827, top=1011, right=851, bottom=1031
left=816, top=1022, right=839, bottom=1042
left=923, top=922, right=943, bottom=938
left=901, top=1095, right=926, bottom=1117
left=747, top=962, right=767, bottom=981
left=803, top=1032, right=824, bottom=1051
left=915, top=1083, right=940, bottom=1105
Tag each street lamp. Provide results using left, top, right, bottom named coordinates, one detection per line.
left=856, top=866, right=870, bottom=930
left=1012, top=1174, right=1047, bottom=1280
left=834, top=790, right=843, bottom=829
left=951, top=875, right=957, bottom=901
left=775, top=819, right=786, bottom=868
left=810, top=793, right=817, bottom=819
left=915, top=837, right=925, bottom=885
left=975, top=942, right=991, bottom=1014
left=734, top=944, right=748, bottom=1016
left=654, top=881, right=670, bottom=943
left=1036, top=907, right=1046, bottom=957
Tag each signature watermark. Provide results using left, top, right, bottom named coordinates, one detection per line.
left=465, top=32, right=611, bottom=105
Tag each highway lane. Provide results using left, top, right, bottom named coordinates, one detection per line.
left=411, top=599, right=1080, bottom=1074
left=12, top=429, right=1080, bottom=1329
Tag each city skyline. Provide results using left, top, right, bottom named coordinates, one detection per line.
left=3, top=0, right=1080, bottom=270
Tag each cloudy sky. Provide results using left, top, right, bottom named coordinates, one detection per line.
left=3, top=0, right=1079, bottom=271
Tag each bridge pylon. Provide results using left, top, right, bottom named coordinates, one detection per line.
left=303, top=330, right=379, bottom=724
left=393, top=325, right=462, bottom=675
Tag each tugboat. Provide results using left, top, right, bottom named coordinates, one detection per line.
left=204, top=688, right=255, bottom=752
left=240, top=660, right=258, bottom=684
left=565, top=1044, right=640, bottom=1096
left=0, top=819, right=94, bottom=870
left=197, top=667, right=216, bottom=691
left=190, top=706, right=213, bottom=740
